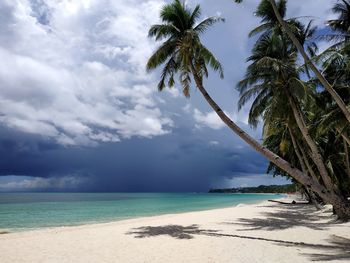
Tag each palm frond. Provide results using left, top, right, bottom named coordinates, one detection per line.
left=198, top=44, right=224, bottom=78
left=148, top=0, right=224, bottom=97
left=158, top=55, right=178, bottom=91
left=238, top=83, right=269, bottom=110
left=194, top=16, right=225, bottom=34
left=180, top=70, right=191, bottom=97
left=248, top=22, right=273, bottom=37
left=148, top=24, right=180, bottom=40
left=189, top=5, right=201, bottom=27
left=146, top=40, right=177, bottom=71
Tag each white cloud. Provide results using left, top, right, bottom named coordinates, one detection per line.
left=193, top=107, right=243, bottom=130
left=286, top=0, right=334, bottom=26
left=0, top=0, right=338, bottom=147
left=0, top=0, right=172, bottom=146
left=165, top=88, right=181, bottom=98
left=193, top=108, right=226, bottom=130
left=182, top=103, right=192, bottom=113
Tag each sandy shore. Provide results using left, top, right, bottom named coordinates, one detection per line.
left=1, top=198, right=349, bottom=263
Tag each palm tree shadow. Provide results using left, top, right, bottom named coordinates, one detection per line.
left=224, top=204, right=337, bottom=231
left=303, top=235, right=350, bottom=261
left=126, top=224, right=219, bottom=239
left=127, top=224, right=350, bottom=261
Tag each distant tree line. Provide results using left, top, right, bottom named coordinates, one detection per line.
left=209, top=184, right=296, bottom=194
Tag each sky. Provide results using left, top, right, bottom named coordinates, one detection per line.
left=0, top=0, right=336, bottom=192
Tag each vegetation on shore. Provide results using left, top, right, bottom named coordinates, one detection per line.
left=209, top=184, right=296, bottom=194
left=146, top=0, right=350, bottom=220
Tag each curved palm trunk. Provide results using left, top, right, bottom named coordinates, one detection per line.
left=343, top=137, right=350, bottom=180
left=295, top=138, right=319, bottom=183
left=286, top=93, right=336, bottom=192
left=189, top=64, right=350, bottom=220
left=336, top=130, right=350, bottom=180
left=337, top=127, right=350, bottom=146
left=342, top=133, right=350, bottom=146
left=295, top=139, right=329, bottom=208
left=302, top=186, right=322, bottom=209
left=189, top=67, right=307, bottom=182
left=288, top=126, right=307, bottom=174
left=289, top=127, right=322, bottom=209
left=268, top=0, right=350, bottom=123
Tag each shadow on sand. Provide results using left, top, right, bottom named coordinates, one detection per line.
left=127, top=224, right=218, bottom=239
left=223, top=204, right=336, bottom=231
left=126, top=204, right=350, bottom=261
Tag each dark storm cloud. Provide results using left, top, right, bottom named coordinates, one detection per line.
left=0, top=124, right=268, bottom=192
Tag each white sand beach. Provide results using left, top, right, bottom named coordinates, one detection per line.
left=1, top=198, right=349, bottom=263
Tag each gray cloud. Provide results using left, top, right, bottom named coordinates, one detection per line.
left=0, top=123, right=271, bottom=192
left=0, top=0, right=336, bottom=191
left=0, top=175, right=90, bottom=191
left=0, top=0, right=173, bottom=146
left=0, top=0, right=335, bottom=146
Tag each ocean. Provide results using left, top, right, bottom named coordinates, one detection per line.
left=0, top=192, right=280, bottom=232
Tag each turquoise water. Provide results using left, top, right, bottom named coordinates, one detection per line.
left=0, top=193, right=280, bottom=232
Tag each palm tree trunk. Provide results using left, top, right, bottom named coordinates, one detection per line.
left=295, top=139, right=319, bottom=183
left=189, top=63, right=350, bottom=220
left=342, top=133, right=350, bottom=146
left=337, top=127, right=350, bottom=146
left=289, top=127, right=322, bottom=209
left=189, top=65, right=308, bottom=182
left=285, top=91, right=336, bottom=192
left=268, top=0, right=350, bottom=123
left=289, top=126, right=319, bottom=185
left=343, top=137, right=350, bottom=180
left=296, top=140, right=328, bottom=208
left=302, top=186, right=322, bottom=209
left=288, top=126, right=307, bottom=174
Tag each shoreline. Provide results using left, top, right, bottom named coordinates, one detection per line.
left=1, top=197, right=349, bottom=263
left=2, top=203, right=258, bottom=235
left=0, top=193, right=286, bottom=234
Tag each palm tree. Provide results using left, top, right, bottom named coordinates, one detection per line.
left=328, top=0, right=350, bottom=38
left=238, top=6, right=350, bottom=218
left=247, top=0, right=286, bottom=38
left=264, top=121, right=323, bottom=208
left=312, top=86, right=350, bottom=196
left=234, top=0, right=350, bottom=124
left=239, top=24, right=337, bottom=193
left=147, top=0, right=350, bottom=219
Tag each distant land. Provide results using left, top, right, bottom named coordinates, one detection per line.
left=209, top=184, right=296, bottom=194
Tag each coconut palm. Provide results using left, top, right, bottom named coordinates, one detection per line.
left=328, top=0, right=350, bottom=38
left=238, top=12, right=350, bottom=218
left=264, top=120, right=324, bottom=208
left=239, top=24, right=337, bottom=191
left=311, top=85, right=350, bottom=196
left=317, top=1, right=350, bottom=50
left=147, top=0, right=350, bottom=219
left=234, top=0, right=350, bottom=124
left=243, top=5, right=335, bottom=191
left=247, top=0, right=286, bottom=38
